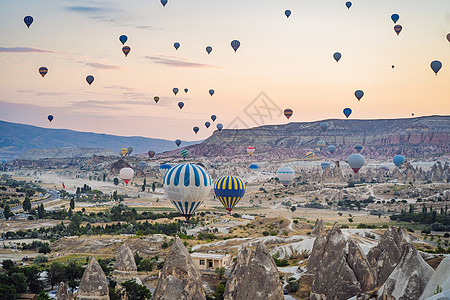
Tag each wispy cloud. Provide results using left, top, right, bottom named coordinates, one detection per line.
left=144, top=55, right=219, bottom=69
left=65, top=6, right=103, bottom=13
left=135, top=25, right=160, bottom=31
left=83, top=62, right=124, bottom=70
left=0, top=47, right=55, bottom=53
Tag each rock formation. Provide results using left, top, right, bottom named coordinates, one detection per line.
left=152, top=236, right=206, bottom=300
left=77, top=257, right=110, bottom=300
left=113, top=244, right=138, bottom=284
left=224, top=243, right=283, bottom=300
left=377, top=243, right=434, bottom=299
left=55, top=282, right=73, bottom=300
left=419, top=257, right=450, bottom=300
left=311, top=218, right=325, bottom=237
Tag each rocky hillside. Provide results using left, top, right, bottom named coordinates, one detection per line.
left=184, top=115, right=449, bottom=159
left=19, top=147, right=116, bottom=160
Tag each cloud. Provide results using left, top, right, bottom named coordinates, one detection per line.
left=65, top=6, right=103, bottom=13
left=0, top=47, right=55, bottom=53
left=83, top=62, right=123, bottom=70
left=144, top=55, right=219, bottom=69
left=135, top=25, right=160, bottom=31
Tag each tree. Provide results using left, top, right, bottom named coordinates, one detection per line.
left=0, top=283, right=16, bottom=300
left=2, top=259, right=14, bottom=271
left=38, top=243, right=51, bottom=254
left=113, top=190, right=118, bottom=201
left=49, top=262, right=66, bottom=289
left=141, top=179, right=146, bottom=192
left=121, top=279, right=152, bottom=300
left=3, top=205, right=12, bottom=219
left=37, top=290, right=51, bottom=300
left=68, top=207, right=73, bottom=219
left=103, top=173, right=107, bottom=182
left=23, top=196, right=32, bottom=211
left=70, top=198, right=75, bottom=210
left=37, top=204, right=45, bottom=219
left=348, top=218, right=354, bottom=223
left=290, top=206, right=296, bottom=212
left=215, top=267, right=225, bottom=280
left=152, top=182, right=156, bottom=193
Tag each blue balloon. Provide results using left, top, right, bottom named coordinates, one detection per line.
left=430, top=60, right=442, bottom=75
left=333, top=52, right=341, bottom=62
left=48, top=115, right=54, bottom=122
left=175, top=139, right=181, bottom=147
left=391, top=14, right=399, bottom=24
left=206, top=46, right=212, bottom=54
left=217, top=123, right=223, bottom=131
left=174, top=42, right=180, bottom=50
left=231, top=40, right=241, bottom=52
left=1, top=159, right=6, bottom=164
left=209, top=89, right=215, bottom=96
left=343, top=108, right=352, bottom=118
left=161, top=0, right=168, bottom=7
left=249, top=164, right=259, bottom=170
left=184, top=88, right=188, bottom=93
left=321, top=162, right=331, bottom=170
left=178, top=102, right=184, bottom=109
left=24, top=16, right=33, bottom=28
left=173, top=88, right=179, bottom=95
left=393, top=155, right=405, bottom=167
left=205, top=122, right=211, bottom=128
left=328, top=145, right=336, bottom=154
left=193, top=126, right=199, bottom=134
left=211, top=115, right=217, bottom=122
left=285, top=10, right=291, bottom=18
left=86, top=75, right=94, bottom=85
left=355, top=90, right=364, bottom=101
left=345, top=1, right=352, bottom=9
left=119, top=35, right=128, bottom=45
left=320, top=122, right=329, bottom=132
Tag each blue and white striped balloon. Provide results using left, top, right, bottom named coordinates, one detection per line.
left=163, top=164, right=212, bottom=220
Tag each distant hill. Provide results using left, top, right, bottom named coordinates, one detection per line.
left=184, top=115, right=450, bottom=159
left=0, top=120, right=201, bottom=160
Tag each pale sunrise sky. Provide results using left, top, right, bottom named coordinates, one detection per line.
left=0, top=0, right=449, bottom=141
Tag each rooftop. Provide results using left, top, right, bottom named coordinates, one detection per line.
left=190, top=252, right=228, bottom=260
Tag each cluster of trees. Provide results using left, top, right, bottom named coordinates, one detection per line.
left=390, top=204, right=450, bottom=231
left=337, top=196, right=375, bottom=210
left=0, top=260, right=46, bottom=299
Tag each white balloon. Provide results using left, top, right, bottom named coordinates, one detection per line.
left=276, top=166, right=295, bottom=187
left=347, top=153, right=365, bottom=173
left=119, top=167, right=134, bottom=185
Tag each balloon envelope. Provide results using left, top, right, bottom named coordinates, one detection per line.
left=164, top=163, right=212, bottom=220
left=247, top=146, right=255, bottom=156
left=394, top=25, right=402, bottom=35
left=354, top=144, right=363, bottom=152
left=333, top=52, right=341, bottom=62
left=276, top=166, right=295, bottom=187
left=214, top=176, right=246, bottom=212
left=48, top=115, right=54, bottom=122
left=178, top=102, right=184, bottom=109
left=447, top=33, right=450, bottom=43
left=119, top=35, right=128, bottom=45
left=430, top=60, right=442, bottom=75
left=206, top=46, right=212, bottom=54
left=249, top=164, right=259, bottom=170
left=328, top=145, right=336, bottom=154
left=320, top=122, right=328, bottom=131
left=391, top=14, right=399, bottom=24
left=345, top=1, right=352, bottom=9
left=154, top=96, right=159, bottom=103
left=122, top=46, right=131, bottom=57
left=175, top=139, right=182, bottom=147
left=120, top=167, right=134, bottom=185
left=321, top=162, right=331, bottom=170
left=173, top=88, right=179, bottom=95
left=317, top=140, right=326, bottom=150
left=231, top=40, right=241, bottom=52
left=159, top=164, right=172, bottom=178
left=184, top=88, right=188, bottom=93
left=217, top=123, right=223, bottom=131
left=205, top=122, right=211, bottom=128
left=174, top=42, right=180, bottom=50
left=120, top=148, right=127, bottom=156
left=24, top=16, right=33, bottom=28
left=180, top=149, right=188, bottom=159
left=305, top=152, right=315, bottom=158
left=138, top=161, right=147, bottom=170
left=284, top=109, right=293, bottom=119
left=347, top=153, right=365, bottom=173
left=86, top=75, right=94, bottom=85
left=193, top=126, right=199, bottom=134
left=161, top=0, right=168, bottom=6
left=39, top=67, right=48, bottom=77
left=393, top=155, right=405, bottom=167
left=211, top=115, right=217, bottom=122
left=285, top=10, right=291, bottom=18
left=127, top=147, right=133, bottom=155
left=343, top=108, right=352, bottom=118
left=355, top=90, right=364, bottom=101
left=148, top=150, right=155, bottom=158
left=209, top=89, right=215, bottom=96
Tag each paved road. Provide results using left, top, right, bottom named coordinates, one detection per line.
left=1, top=190, right=60, bottom=214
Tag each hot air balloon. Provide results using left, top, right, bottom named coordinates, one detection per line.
left=1, top=159, right=6, bottom=164
left=430, top=60, right=442, bottom=75
left=447, top=33, right=450, bottom=43
left=209, top=89, right=215, bottom=96
left=184, top=88, right=188, bottom=93
left=193, top=127, right=199, bottom=134
left=345, top=1, right=352, bottom=9
left=355, top=90, right=364, bottom=101
left=285, top=10, right=291, bottom=18
left=347, top=153, right=365, bottom=173
left=24, top=16, right=33, bottom=28
left=393, top=155, right=405, bottom=167
left=173, top=88, right=179, bottom=95
left=122, top=46, right=131, bottom=57
left=284, top=109, right=293, bottom=119
left=249, top=164, right=259, bottom=170
left=127, top=147, right=133, bottom=155
left=247, top=146, right=255, bottom=156
left=39, top=67, right=48, bottom=77
left=343, top=108, right=352, bottom=118
left=120, top=148, right=128, bottom=157
left=119, top=35, right=128, bottom=45
left=328, top=145, right=336, bottom=154
left=321, top=162, right=331, bottom=170
left=174, top=42, right=180, bottom=50
left=48, top=115, right=54, bottom=122
left=392, top=65, right=395, bottom=69
left=161, top=0, right=168, bottom=7
left=276, top=166, right=295, bottom=187
left=217, top=123, right=223, bottom=131
left=180, top=149, right=188, bottom=159
left=354, top=144, right=363, bottom=152
left=138, top=161, right=147, bottom=170
left=412, top=113, right=415, bottom=116
left=160, top=164, right=172, bottom=178
left=86, top=75, right=94, bottom=85
left=148, top=150, right=155, bottom=158
left=178, top=102, right=184, bottom=109
left=231, top=40, right=240, bottom=52
left=211, top=115, right=217, bottom=122
left=391, top=14, right=399, bottom=24
left=320, top=122, right=328, bottom=132
left=214, top=176, right=246, bottom=212
left=317, top=140, right=326, bottom=150
left=175, top=139, right=182, bottom=147
left=394, top=25, right=402, bottom=35
left=205, top=122, right=210, bottom=128
left=154, top=96, right=160, bottom=103
left=206, top=46, right=212, bottom=54
left=113, top=178, right=119, bottom=186
left=305, top=152, right=315, bottom=158
left=333, top=52, right=341, bottom=62
left=120, top=167, right=134, bottom=185
left=164, top=163, right=212, bottom=220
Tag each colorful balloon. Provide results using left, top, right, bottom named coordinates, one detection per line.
left=119, top=35, right=128, bottom=45
left=148, top=150, right=155, bottom=158
left=285, top=10, right=291, bottom=18
left=276, top=166, right=295, bottom=187
left=164, top=163, right=212, bottom=220
left=333, top=52, right=341, bottom=62
left=39, top=67, right=48, bottom=77
left=247, top=146, right=255, bottom=156
left=206, top=46, right=212, bottom=54
left=174, top=42, right=180, bottom=50
left=391, top=14, right=399, bottom=24
left=119, top=167, right=134, bottom=185
left=393, top=155, right=405, bottom=167
left=317, top=140, right=326, bottom=150
left=154, top=96, right=160, bottom=103
left=347, top=153, right=365, bottom=173
left=321, top=162, right=331, bottom=170
left=328, top=145, right=336, bottom=154
left=86, top=75, right=94, bottom=85
left=231, top=40, right=241, bottom=52
left=175, top=139, right=182, bottom=147
left=24, top=16, right=33, bottom=28
left=305, top=152, right=315, bottom=158
left=249, top=164, right=259, bottom=170
left=430, top=60, right=442, bottom=75
left=48, top=115, right=54, bottom=122
left=209, top=89, right=215, bottom=96
left=354, top=144, right=363, bottom=152
left=394, top=25, right=402, bottom=35
left=343, top=108, right=352, bottom=118
left=193, top=126, right=199, bottom=134
left=284, top=109, right=293, bottom=119
left=205, top=122, right=211, bottom=128
left=345, top=1, right=352, bottom=9
left=355, top=90, right=364, bottom=101
left=180, top=149, right=188, bottom=159
left=173, top=88, right=179, bottom=95
left=120, top=148, right=128, bottom=157
left=211, top=115, right=217, bottom=122
left=160, top=164, right=172, bottom=178
left=214, top=176, right=246, bottom=212
left=122, top=46, right=131, bottom=57
left=161, top=0, right=168, bottom=7
left=178, top=102, right=184, bottom=109
left=320, top=122, right=328, bottom=131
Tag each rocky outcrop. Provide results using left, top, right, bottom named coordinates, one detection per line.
left=224, top=243, right=283, bottom=300
left=109, top=159, right=132, bottom=175
left=152, top=236, right=205, bottom=300
left=419, top=257, right=450, bottom=300
left=113, top=244, right=138, bottom=284
left=377, top=243, right=434, bottom=300
left=77, top=257, right=109, bottom=300
left=367, top=227, right=411, bottom=287
left=311, top=219, right=325, bottom=237
left=347, top=238, right=377, bottom=293
left=55, top=282, right=73, bottom=300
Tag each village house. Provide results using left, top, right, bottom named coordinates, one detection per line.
left=190, top=252, right=233, bottom=270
